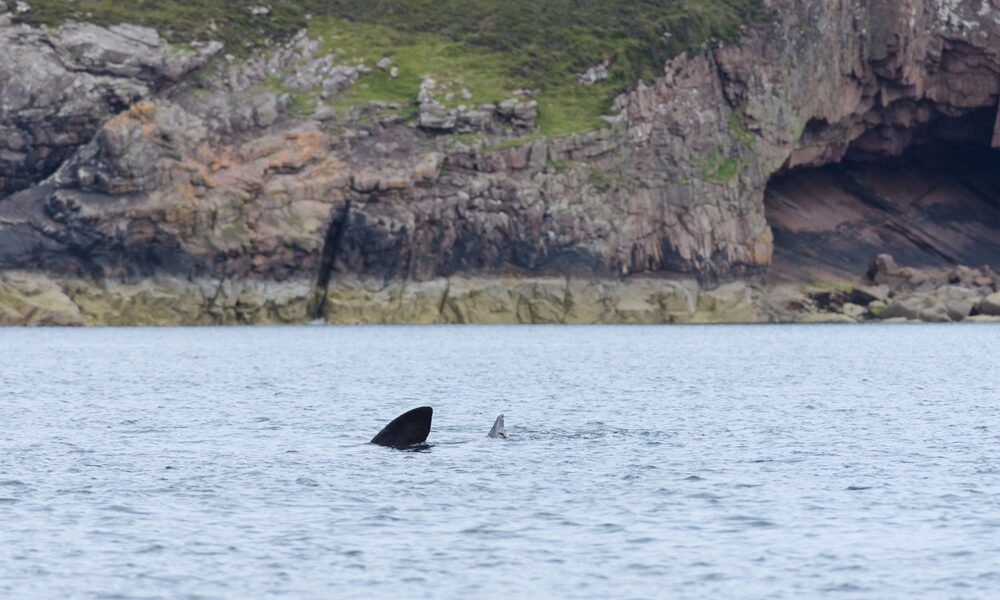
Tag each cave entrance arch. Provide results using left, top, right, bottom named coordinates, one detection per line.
left=764, top=107, right=1000, bottom=283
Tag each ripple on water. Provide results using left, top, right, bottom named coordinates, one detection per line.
left=0, top=325, right=998, bottom=598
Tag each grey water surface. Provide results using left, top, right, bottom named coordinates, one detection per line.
left=1, top=324, right=998, bottom=599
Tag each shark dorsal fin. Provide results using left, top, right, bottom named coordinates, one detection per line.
left=488, top=413, right=508, bottom=439
left=370, top=406, right=433, bottom=447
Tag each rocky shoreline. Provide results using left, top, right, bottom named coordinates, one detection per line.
left=768, top=255, right=1000, bottom=325
left=1, top=254, right=996, bottom=326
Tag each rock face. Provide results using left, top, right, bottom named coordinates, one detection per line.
left=2, top=1, right=1000, bottom=325
left=0, top=21, right=220, bottom=197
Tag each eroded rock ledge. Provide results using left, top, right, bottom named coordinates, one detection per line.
left=4, top=253, right=998, bottom=326
left=2, top=1, right=1000, bottom=325
left=0, top=272, right=762, bottom=326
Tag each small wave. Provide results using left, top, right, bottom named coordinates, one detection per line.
left=627, top=537, right=656, bottom=544
left=103, top=505, right=149, bottom=514
left=688, top=492, right=721, bottom=502
left=821, top=583, right=869, bottom=592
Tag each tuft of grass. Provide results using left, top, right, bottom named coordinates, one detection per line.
left=261, top=76, right=316, bottom=117
left=486, top=134, right=541, bottom=152
left=219, top=218, right=249, bottom=247
left=587, top=167, right=613, bottom=191
left=727, top=107, right=756, bottom=147
left=695, top=153, right=741, bottom=184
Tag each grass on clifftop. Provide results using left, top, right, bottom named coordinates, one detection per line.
left=308, top=18, right=620, bottom=134
left=21, top=0, right=764, bottom=135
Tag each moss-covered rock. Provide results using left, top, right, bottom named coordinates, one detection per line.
left=0, top=272, right=84, bottom=326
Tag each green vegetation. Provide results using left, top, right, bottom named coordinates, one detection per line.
left=21, top=0, right=764, bottom=135
left=695, top=152, right=741, bottom=184
left=263, top=76, right=316, bottom=117
left=727, top=107, right=756, bottom=147
left=219, top=218, right=249, bottom=247
left=587, top=167, right=613, bottom=191
left=310, top=19, right=524, bottom=113
left=486, top=134, right=541, bottom=152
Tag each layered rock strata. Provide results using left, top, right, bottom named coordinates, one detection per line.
left=2, top=0, right=1000, bottom=325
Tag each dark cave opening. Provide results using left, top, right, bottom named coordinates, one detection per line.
left=764, top=108, right=1000, bottom=283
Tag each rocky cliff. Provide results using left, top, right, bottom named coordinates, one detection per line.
left=1, top=0, right=999, bottom=325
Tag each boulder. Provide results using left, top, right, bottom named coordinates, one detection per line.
left=417, top=77, right=437, bottom=104
left=496, top=98, right=538, bottom=129
left=851, top=284, right=890, bottom=304
left=456, top=107, right=492, bottom=133
left=867, top=300, right=887, bottom=318
left=578, top=61, right=610, bottom=86
left=936, top=285, right=978, bottom=322
left=882, top=294, right=950, bottom=322
left=320, top=65, right=359, bottom=97
left=763, top=285, right=814, bottom=323
left=977, top=291, right=1000, bottom=316
left=251, top=92, right=281, bottom=128
left=868, top=254, right=915, bottom=290
left=419, top=101, right=457, bottom=131
left=841, top=302, right=867, bottom=320
left=948, top=265, right=981, bottom=287
left=311, top=104, right=335, bottom=121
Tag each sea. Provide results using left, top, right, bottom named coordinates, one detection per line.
left=1, top=324, right=998, bottom=599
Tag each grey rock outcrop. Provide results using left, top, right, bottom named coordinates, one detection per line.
left=0, top=21, right=219, bottom=197
left=321, top=65, right=361, bottom=98
left=418, top=101, right=457, bottom=131
left=496, top=98, right=537, bottom=129
left=578, top=61, right=609, bottom=86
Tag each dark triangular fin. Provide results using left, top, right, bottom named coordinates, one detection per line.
left=370, top=406, right=433, bottom=448
left=487, top=413, right=508, bottom=439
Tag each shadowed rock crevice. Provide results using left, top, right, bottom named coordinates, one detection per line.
left=309, top=199, right=353, bottom=319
